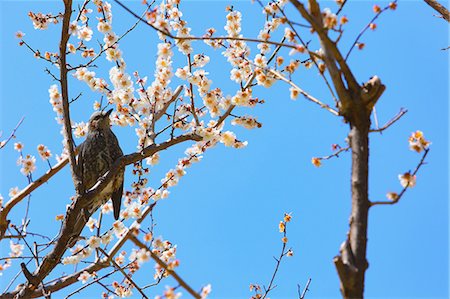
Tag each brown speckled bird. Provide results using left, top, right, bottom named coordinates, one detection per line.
left=77, top=108, right=124, bottom=220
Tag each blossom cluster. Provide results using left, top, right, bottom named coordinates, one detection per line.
left=408, top=130, right=430, bottom=153
left=28, top=11, right=60, bottom=30
left=385, top=131, right=430, bottom=201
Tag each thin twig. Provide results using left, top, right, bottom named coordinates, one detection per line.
left=268, top=68, right=339, bottom=116
left=0, top=117, right=25, bottom=149
left=336, top=0, right=348, bottom=16
left=317, top=145, right=350, bottom=162
left=369, top=108, right=407, bottom=133
left=112, top=0, right=298, bottom=49
left=345, top=1, right=397, bottom=61
left=299, top=278, right=312, bottom=299
left=215, top=37, right=286, bottom=129
left=68, top=3, right=151, bottom=71
left=274, top=1, right=339, bottom=104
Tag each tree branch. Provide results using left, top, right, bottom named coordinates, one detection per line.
left=370, top=148, right=430, bottom=207
left=0, top=152, right=74, bottom=240
left=424, top=0, right=450, bottom=22
left=369, top=108, right=407, bottom=133
left=59, top=0, right=81, bottom=193
left=129, top=236, right=201, bottom=299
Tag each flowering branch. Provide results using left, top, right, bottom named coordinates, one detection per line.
left=370, top=147, right=430, bottom=207
left=12, top=132, right=201, bottom=297
left=111, top=0, right=298, bottom=49
left=67, top=2, right=151, bottom=72
left=0, top=116, right=25, bottom=150
left=215, top=37, right=285, bottom=129
left=130, top=236, right=202, bottom=299
left=311, top=143, right=350, bottom=167
left=345, top=1, right=398, bottom=61
left=97, top=247, right=149, bottom=299
left=0, top=152, right=73, bottom=240
left=250, top=214, right=293, bottom=299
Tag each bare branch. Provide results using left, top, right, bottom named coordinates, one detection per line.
left=299, top=278, right=312, bottom=299
left=267, top=69, right=339, bottom=116
left=370, top=108, right=407, bottom=133
left=58, top=0, right=81, bottom=193
left=0, top=152, right=74, bottom=240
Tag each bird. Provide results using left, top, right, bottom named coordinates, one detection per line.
left=77, top=108, right=124, bottom=221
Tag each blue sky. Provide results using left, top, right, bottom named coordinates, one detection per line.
left=0, top=1, right=448, bottom=298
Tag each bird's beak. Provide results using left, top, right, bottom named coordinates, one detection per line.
left=104, top=108, right=114, bottom=117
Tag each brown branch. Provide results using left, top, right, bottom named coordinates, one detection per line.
left=289, top=0, right=357, bottom=107
left=0, top=116, right=25, bottom=150
left=273, top=1, right=338, bottom=104
left=370, top=148, right=430, bottom=207
left=0, top=153, right=74, bottom=240
left=7, top=132, right=201, bottom=298
left=154, top=85, right=183, bottom=122
left=424, top=0, right=450, bottom=22
left=369, top=108, right=407, bottom=133
left=59, top=0, right=81, bottom=194
left=129, top=236, right=201, bottom=299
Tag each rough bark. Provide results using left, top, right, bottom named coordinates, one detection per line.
left=334, top=101, right=371, bottom=299
left=333, top=77, right=385, bottom=298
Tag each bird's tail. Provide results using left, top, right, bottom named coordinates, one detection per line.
left=67, top=208, right=92, bottom=248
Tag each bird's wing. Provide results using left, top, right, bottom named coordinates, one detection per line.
left=76, top=142, right=85, bottom=187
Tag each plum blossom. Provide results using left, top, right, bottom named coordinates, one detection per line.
left=9, top=241, right=24, bottom=258
left=399, top=173, right=416, bottom=188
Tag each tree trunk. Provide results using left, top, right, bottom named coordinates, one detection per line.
left=334, top=102, right=371, bottom=299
